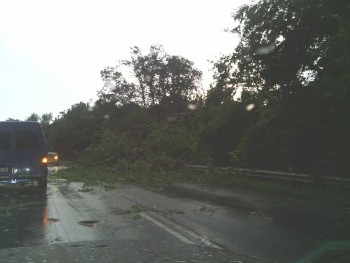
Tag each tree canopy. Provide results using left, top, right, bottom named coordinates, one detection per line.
left=210, top=0, right=350, bottom=173
left=42, top=0, right=350, bottom=177
left=213, top=0, right=350, bottom=103
left=98, top=45, right=202, bottom=108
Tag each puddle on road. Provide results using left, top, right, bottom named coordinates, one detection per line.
left=196, top=206, right=215, bottom=213
left=96, top=244, right=109, bottom=248
left=78, top=220, right=100, bottom=227
left=160, top=209, right=185, bottom=217
left=248, top=211, right=273, bottom=221
left=111, top=208, right=131, bottom=216
left=70, top=244, right=83, bottom=247
left=47, top=218, right=60, bottom=224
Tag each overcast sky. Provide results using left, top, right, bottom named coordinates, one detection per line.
left=0, top=0, right=248, bottom=121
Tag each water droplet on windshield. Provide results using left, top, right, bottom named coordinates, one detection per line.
left=246, top=104, right=255, bottom=111
left=243, top=56, right=252, bottom=62
left=104, top=80, right=117, bottom=89
left=88, top=99, right=96, bottom=112
left=188, top=103, right=198, bottom=110
left=256, top=44, right=275, bottom=55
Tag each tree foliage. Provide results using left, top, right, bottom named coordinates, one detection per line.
left=46, top=46, right=202, bottom=162
left=211, top=0, right=350, bottom=174
left=99, top=45, right=202, bottom=109
left=47, top=103, right=99, bottom=157
left=26, top=113, right=40, bottom=122
left=214, top=0, right=349, bottom=103
left=41, top=0, right=350, bottom=178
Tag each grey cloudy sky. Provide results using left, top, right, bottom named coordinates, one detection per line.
left=0, top=0, right=247, bottom=121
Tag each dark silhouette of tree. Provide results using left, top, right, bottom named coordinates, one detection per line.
left=210, top=0, right=350, bottom=174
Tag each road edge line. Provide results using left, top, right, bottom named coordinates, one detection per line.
left=140, top=212, right=195, bottom=245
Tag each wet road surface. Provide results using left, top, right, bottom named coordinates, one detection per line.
left=0, top=166, right=349, bottom=262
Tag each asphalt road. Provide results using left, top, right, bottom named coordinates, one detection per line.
left=0, top=166, right=349, bottom=262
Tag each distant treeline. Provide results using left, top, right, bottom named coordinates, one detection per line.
left=27, top=0, right=350, bottom=177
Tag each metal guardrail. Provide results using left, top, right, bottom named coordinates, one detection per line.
left=184, top=165, right=350, bottom=184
